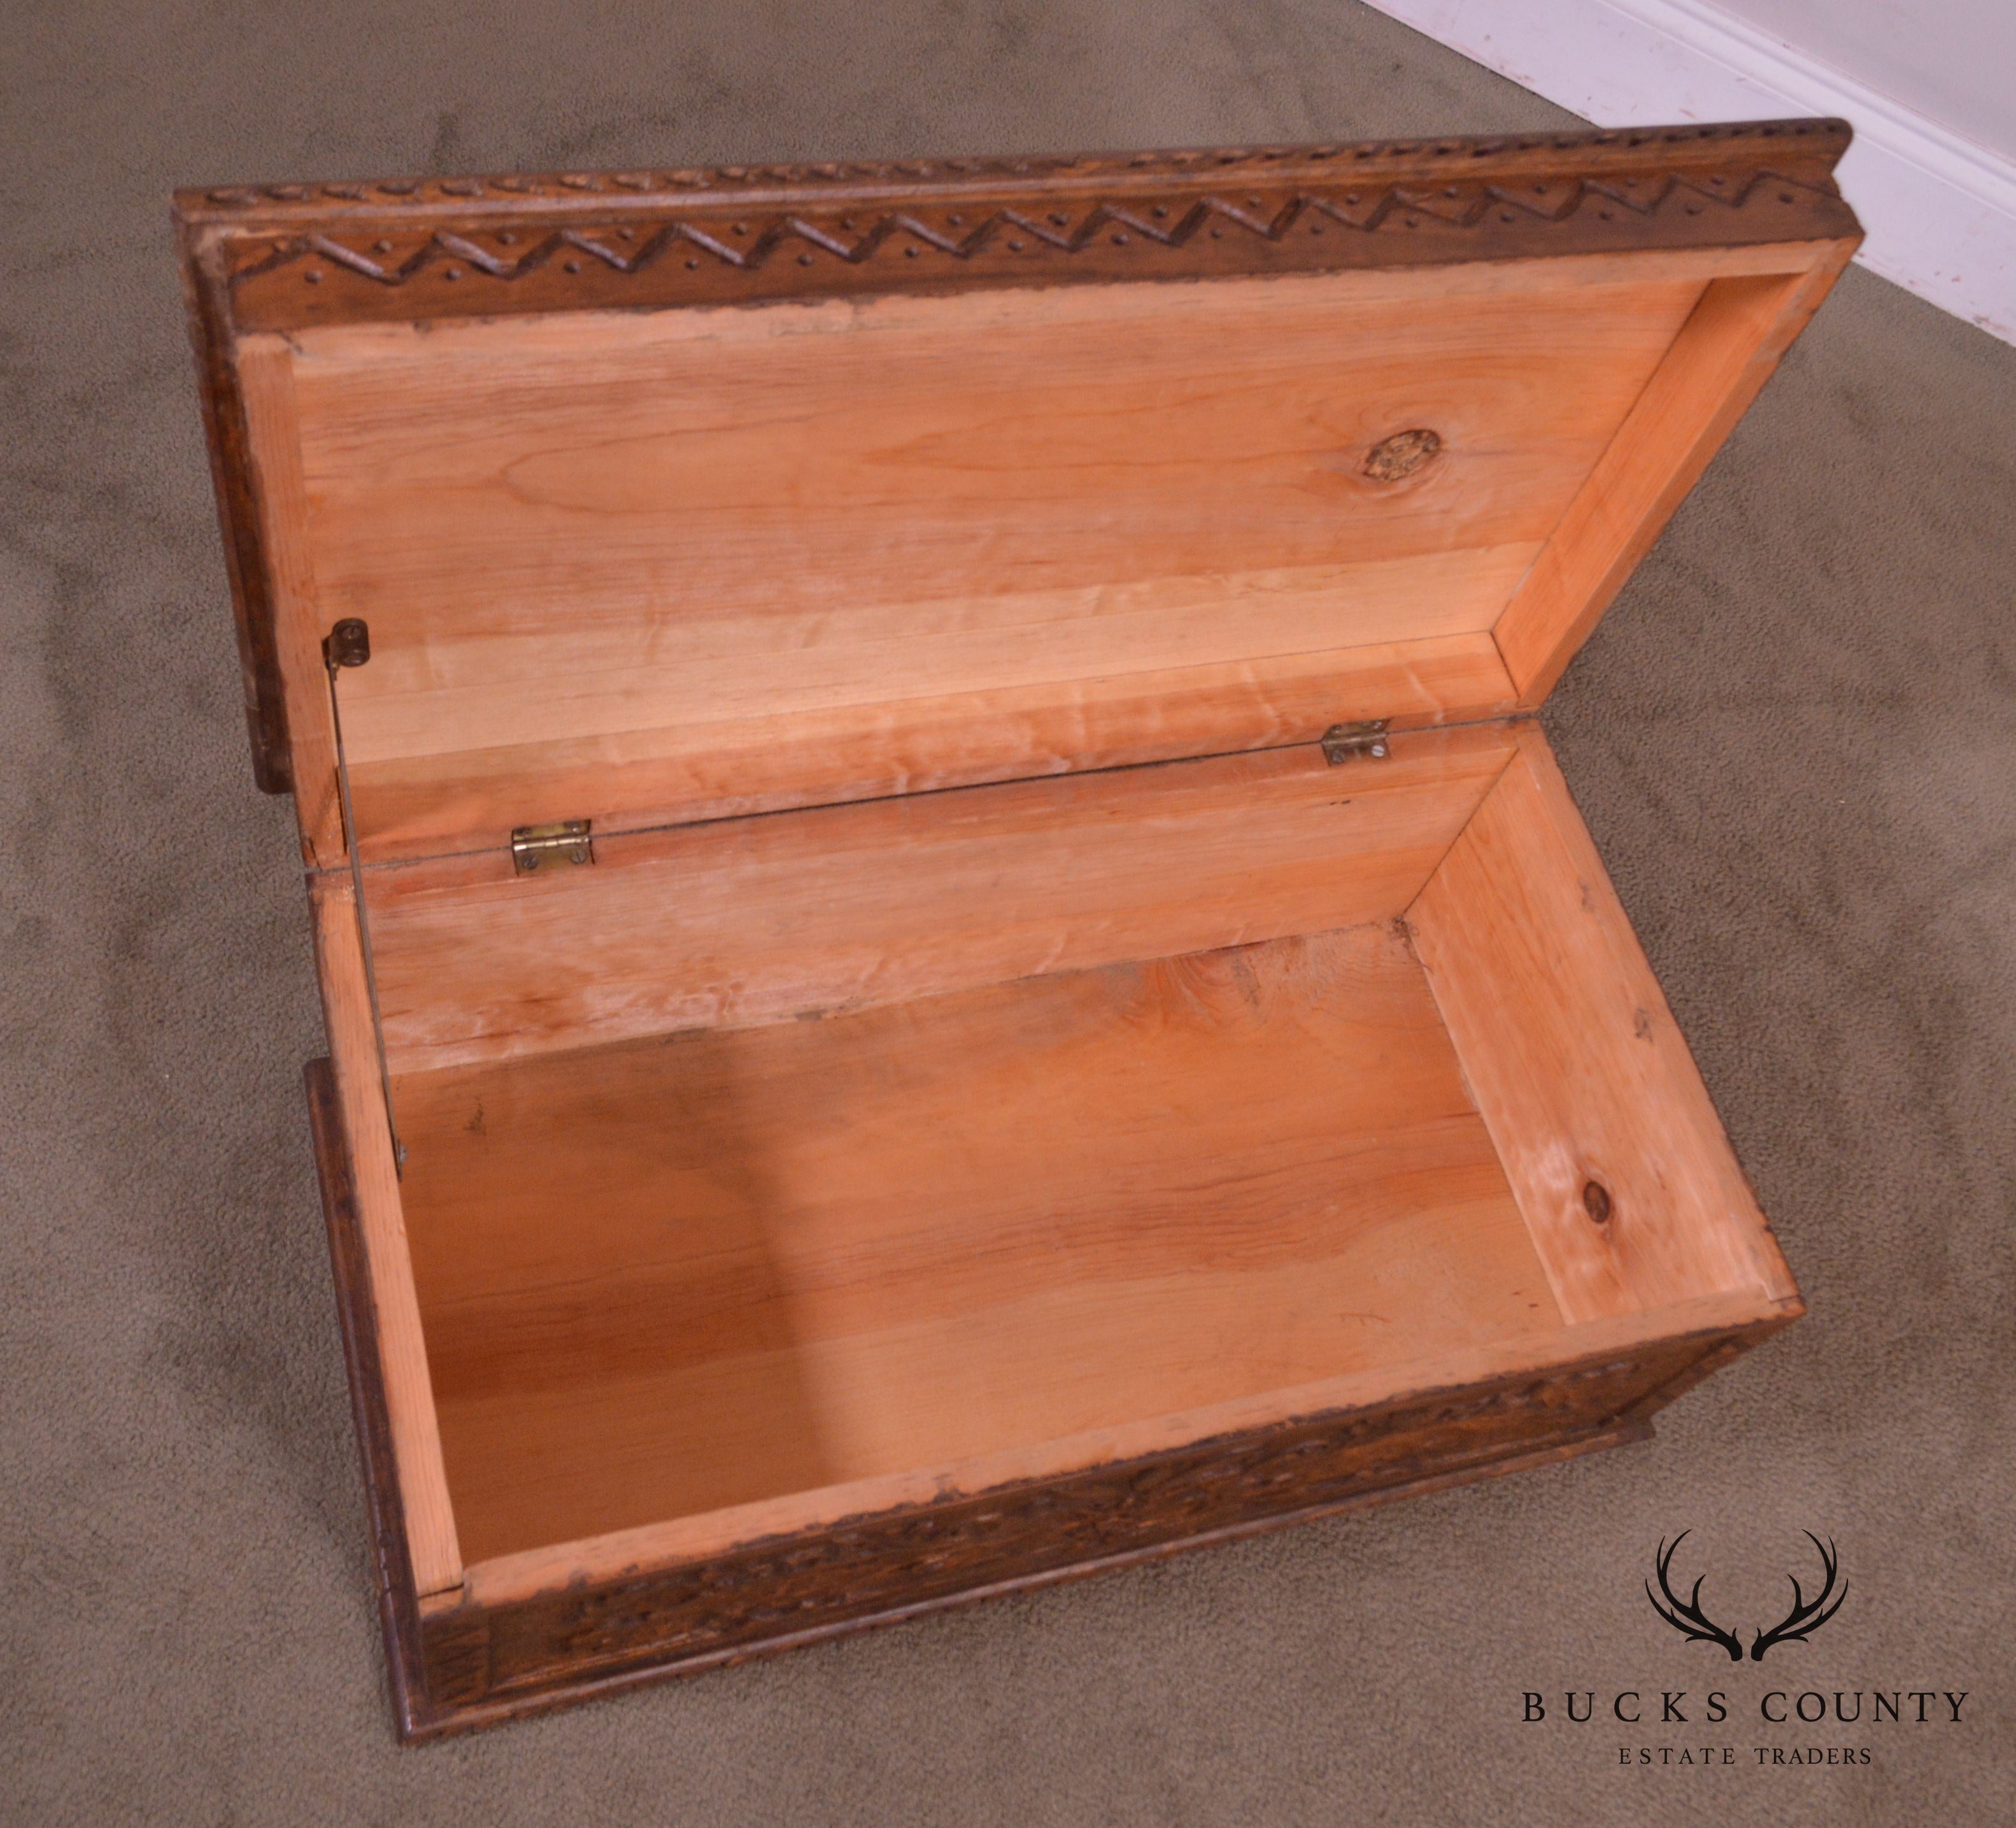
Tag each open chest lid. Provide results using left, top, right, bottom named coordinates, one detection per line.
left=176, top=121, right=1858, bottom=870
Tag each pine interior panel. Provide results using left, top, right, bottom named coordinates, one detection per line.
left=339, top=630, right=1517, bottom=862
left=1490, top=259, right=1856, bottom=704
left=308, top=878, right=462, bottom=1596
left=276, top=267, right=1705, bottom=852
left=365, top=725, right=1517, bottom=1074
left=1405, top=726, right=1796, bottom=1323
left=393, top=923, right=1563, bottom=1564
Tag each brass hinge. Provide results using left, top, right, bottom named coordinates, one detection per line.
left=511, top=819, right=595, bottom=873
left=1320, top=719, right=1390, bottom=764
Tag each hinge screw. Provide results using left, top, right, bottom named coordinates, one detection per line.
left=1320, top=719, right=1390, bottom=765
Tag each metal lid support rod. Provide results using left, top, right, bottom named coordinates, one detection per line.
left=322, top=616, right=404, bottom=1175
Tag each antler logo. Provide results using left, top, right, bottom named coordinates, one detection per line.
left=1646, top=1531, right=1847, bottom=1661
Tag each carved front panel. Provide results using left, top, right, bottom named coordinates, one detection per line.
left=432, top=1335, right=1722, bottom=1708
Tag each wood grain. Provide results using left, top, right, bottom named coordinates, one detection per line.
left=1407, top=723, right=1799, bottom=1322
left=180, top=125, right=1850, bottom=1741
left=364, top=723, right=1515, bottom=1073
left=175, top=222, right=294, bottom=793
left=264, top=269, right=1698, bottom=853
left=461, top=1287, right=1780, bottom=1607
left=315, top=1005, right=1790, bottom=1742
left=341, top=630, right=1516, bottom=863
left=303, top=1059, right=437, bottom=1731
left=414, top=1313, right=1788, bottom=1736
left=308, top=879, right=463, bottom=1594
left=392, top=923, right=1563, bottom=1562
left=1493, top=248, right=1857, bottom=702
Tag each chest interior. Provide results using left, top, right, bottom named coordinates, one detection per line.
left=216, top=213, right=1842, bottom=1605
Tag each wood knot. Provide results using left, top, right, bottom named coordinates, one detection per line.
left=1582, top=1179, right=1613, bottom=1225
left=1363, top=429, right=1442, bottom=482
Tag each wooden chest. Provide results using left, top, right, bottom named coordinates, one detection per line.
left=174, top=119, right=1860, bottom=1739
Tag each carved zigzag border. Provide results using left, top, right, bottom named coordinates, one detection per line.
left=232, top=166, right=1838, bottom=295
left=183, top=116, right=1852, bottom=218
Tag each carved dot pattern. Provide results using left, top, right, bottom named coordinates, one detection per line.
left=220, top=153, right=1843, bottom=314
left=197, top=120, right=1844, bottom=214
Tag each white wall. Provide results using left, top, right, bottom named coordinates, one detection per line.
left=1364, top=0, right=2016, bottom=344
left=1728, top=0, right=2015, bottom=161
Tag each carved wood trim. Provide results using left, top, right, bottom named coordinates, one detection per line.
left=430, top=1333, right=1749, bottom=1727
left=186, top=120, right=1857, bottom=336
left=176, top=222, right=292, bottom=793
left=304, top=1059, right=430, bottom=1733
left=414, top=1419, right=1654, bottom=1738
left=178, top=118, right=1852, bottom=230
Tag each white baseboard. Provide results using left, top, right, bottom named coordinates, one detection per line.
left=1362, top=0, right=2016, bottom=344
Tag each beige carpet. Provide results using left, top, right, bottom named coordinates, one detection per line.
left=2, top=1, right=2011, bottom=1820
